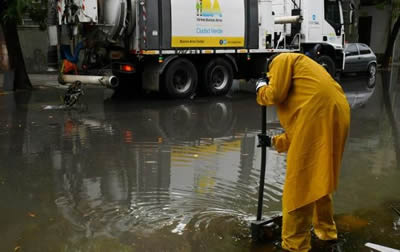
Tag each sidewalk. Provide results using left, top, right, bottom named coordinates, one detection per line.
left=0, top=73, right=59, bottom=89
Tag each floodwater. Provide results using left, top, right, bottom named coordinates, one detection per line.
left=0, top=70, right=399, bottom=252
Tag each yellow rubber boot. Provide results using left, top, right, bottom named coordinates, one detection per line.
left=312, top=194, right=338, bottom=240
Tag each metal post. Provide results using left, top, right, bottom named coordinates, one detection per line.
left=257, top=106, right=267, bottom=221
left=251, top=104, right=282, bottom=242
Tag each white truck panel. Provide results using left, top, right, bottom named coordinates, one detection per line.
left=258, top=0, right=274, bottom=49
left=170, top=0, right=245, bottom=48
left=272, top=0, right=292, bottom=37
left=57, top=0, right=98, bottom=24
left=78, top=0, right=98, bottom=23
left=302, top=0, right=324, bottom=43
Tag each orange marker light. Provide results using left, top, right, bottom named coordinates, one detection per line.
left=121, top=65, right=134, bottom=72
left=124, top=131, right=133, bottom=143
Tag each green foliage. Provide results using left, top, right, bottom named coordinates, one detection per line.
left=393, top=0, right=400, bottom=19
left=1, top=0, right=47, bottom=29
left=27, top=1, right=48, bottom=30
left=375, top=0, right=390, bottom=9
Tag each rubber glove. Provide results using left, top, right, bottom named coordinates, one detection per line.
left=256, top=77, right=269, bottom=93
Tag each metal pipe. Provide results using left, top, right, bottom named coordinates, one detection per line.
left=274, top=15, right=302, bottom=24
left=60, top=74, right=119, bottom=88
left=257, top=106, right=267, bottom=221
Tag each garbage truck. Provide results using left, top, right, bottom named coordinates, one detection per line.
left=48, top=0, right=347, bottom=98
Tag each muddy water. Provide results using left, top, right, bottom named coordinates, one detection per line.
left=0, top=70, right=399, bottom=251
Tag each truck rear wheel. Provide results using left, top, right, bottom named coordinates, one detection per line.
left=163, top=58, right=198, bottom=98
left=202, top=58, right=233, bottom=96
left=317, top=55, right=336, bottom=78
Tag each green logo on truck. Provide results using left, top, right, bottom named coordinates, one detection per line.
left=196, top=0, right=222, bottom=17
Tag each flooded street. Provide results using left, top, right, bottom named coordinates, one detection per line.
left=1, top=70, right=400, bottom=251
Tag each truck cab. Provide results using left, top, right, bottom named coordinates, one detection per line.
left=272, top=0, right=345, bottom=76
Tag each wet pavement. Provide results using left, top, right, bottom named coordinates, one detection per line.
left=0, top=70, right=400, bottom=252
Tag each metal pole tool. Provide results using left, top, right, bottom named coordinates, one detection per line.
left=257, top=106, right=267, bottom=221
left=251, top=106, right=282, bottom=242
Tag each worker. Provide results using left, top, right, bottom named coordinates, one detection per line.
left=256, top=53, right=350, bottom=252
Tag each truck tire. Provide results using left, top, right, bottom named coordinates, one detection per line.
left=202, top=57, right=233, bottom=96
left=163, top=58, right=198, bottom=99
left=317, top=55, right=336, bottom=78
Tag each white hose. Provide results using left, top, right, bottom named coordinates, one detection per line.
left=61, top=74, right=119, bottom=88
left=274, top=15, right=302, bottom=24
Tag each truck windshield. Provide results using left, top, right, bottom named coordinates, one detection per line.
left=325, top=0, right=341, bottom=35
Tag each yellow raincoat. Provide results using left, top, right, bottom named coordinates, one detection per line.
left=257, top=53, right=350, bottom=251
left=256, top=53, right=350, bottom=213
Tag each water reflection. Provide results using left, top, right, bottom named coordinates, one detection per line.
left=24, top=96, right=285, bottom=249
left=340, top=74, right=376, bottom=109
left=333, top=69, right=400, bottom=251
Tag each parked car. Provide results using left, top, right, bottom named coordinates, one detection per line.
left=343, top=43, right=377, bottom=77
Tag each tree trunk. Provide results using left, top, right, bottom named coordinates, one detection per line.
left=345, top=0, right=360, bottom=43
left=0, top=19, right=32, bottom=90
left=383, top=15, right=400, bottom=68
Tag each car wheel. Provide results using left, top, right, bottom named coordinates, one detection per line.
left=317, top=55, right=336, bottom=78
left=202, top=57, right=234, bottom=96
left=163, top=58, right=198, bottom=98
left=368, top=63, right=377, bottom=77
